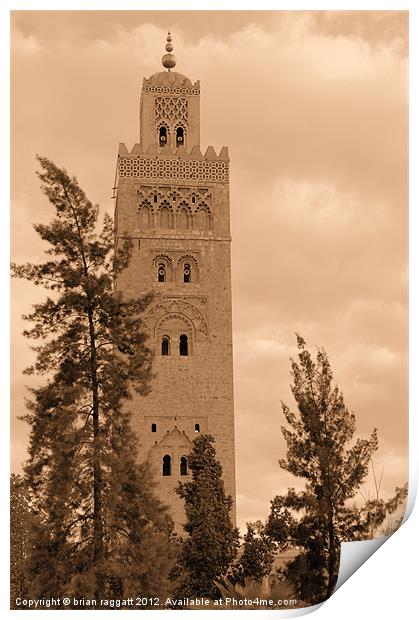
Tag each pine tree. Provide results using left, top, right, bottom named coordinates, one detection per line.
left=171, top=435, right=239, bottom=601
left=265, top=335, right=407, bottom=605
left=12, top=156, right=175, bottom=604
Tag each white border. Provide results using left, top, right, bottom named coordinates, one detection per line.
left=3, top=2, right=417, bottom=619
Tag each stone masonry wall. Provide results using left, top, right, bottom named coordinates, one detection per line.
left=115, top=167, right=236, bottom=530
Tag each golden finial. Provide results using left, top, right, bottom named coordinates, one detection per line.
left=162, top=31, right=177, bottom=70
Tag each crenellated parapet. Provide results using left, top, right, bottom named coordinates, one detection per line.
left=118, top=143, right=229, bottom=183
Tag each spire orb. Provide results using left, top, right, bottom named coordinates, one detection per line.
left=162, top=53, right=177, bottom=69
left=162, top=31, right=177, bottom=70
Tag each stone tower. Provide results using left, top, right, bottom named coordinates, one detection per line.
left=114, top=33, right=236, bottom=529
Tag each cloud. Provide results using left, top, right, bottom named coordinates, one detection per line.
left=12, top=29, right=45, bottom=55
left=11, top=12, right=408, bottom=527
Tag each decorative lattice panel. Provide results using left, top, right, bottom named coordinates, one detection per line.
left=119, top=158, right=229, bottom=183
left=155, top=97, right=188, bottom=124
left=137, top=185, right=212, bottom=212
left=143, top=85, right=199, bottom=95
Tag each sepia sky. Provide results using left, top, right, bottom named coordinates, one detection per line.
left=11, top=10, right=408, bottom=530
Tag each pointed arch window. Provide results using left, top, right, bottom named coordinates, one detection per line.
left=158, top=263, right=166, bottom=282
left=161, top=335, right=170, bottom=356
left=180, top=456, right=188, bottom=476
left=159, top=126, right=167, bottom=147
left=183, top=262, right=191, bottom=283
left=163, top=455, right=171, bottom=476
left=179, top=334, right=188, bottom=356
left=151, top=423, right=157, bottom=433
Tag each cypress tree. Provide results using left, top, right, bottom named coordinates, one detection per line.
left=232, top=521, right=274, bottom=585
left=172, top=435, right=239, bottom=601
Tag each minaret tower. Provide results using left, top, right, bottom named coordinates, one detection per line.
left=114, top=34, right=236, bottom=528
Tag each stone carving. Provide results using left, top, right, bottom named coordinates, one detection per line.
left=147, top=427, right=193, bottom=466
left=155, top=313, right=194, bottom=336
left=145, top=296, right=208, bottom=339
left=119, top=157, right=229, bottom=183
left=138, top=185, right=211, bottom=209
left=155, top=97, right=188, bottom=124
left=152, top=254, right=173, bottom=266
left=136, top=185, right=213, bottom=231
left=143, top=85, right=200, bottom=96
left=158, top=426, right=193, bottom=448
left=177, top=254, right=199, bottom=270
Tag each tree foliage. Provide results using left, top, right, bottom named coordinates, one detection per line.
left=12, top=156, right=176, bottom=604
left=171, top=435, right=239, bottom=601
left=265, top=335, right=407, bottom=605
left=10, top=474, right=34, bottom=606
left=231, top=521, right=274, bottom=585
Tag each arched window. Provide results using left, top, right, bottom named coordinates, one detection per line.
left=194, top=423, right=200, bottom=433
left=183, top=263, right=191, bottom=283
left=163, top=455, right=171, bottom=476
left=180, top=456, right=188, bottom=476
left=176, top=127, right=184, bottom=146
left=158, top=263, right=166, bottom=282
left=161, top=335, right=170, bottom=356
left=159, top=126, right=167, bottom=147
left=179, top=334, right=188, bottom=356
left=151, top=423, right=157, bottom=433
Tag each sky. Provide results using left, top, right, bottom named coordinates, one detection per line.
left=11, top=10, right=408, bottom=531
